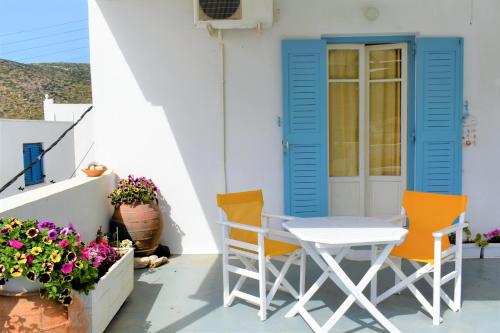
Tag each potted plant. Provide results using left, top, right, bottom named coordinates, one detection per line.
left=483, top=228, right=500, bottom=258
left=0, top=218, right=98, bottom=331
left=80, top=229, right=134, bottom=333
left=82, top=162, right=107, bottom=177
left=109, top=175, right=163, bottom=257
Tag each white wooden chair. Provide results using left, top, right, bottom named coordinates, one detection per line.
left=371, top=190, right=468, bottom=325
left=216, top=190, right=306, bottom=321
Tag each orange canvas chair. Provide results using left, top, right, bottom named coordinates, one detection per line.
left=216, top=190, right=306, bottom=321
left=372, top=190, right=468, bottom=325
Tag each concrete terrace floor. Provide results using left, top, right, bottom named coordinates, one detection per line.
left=105, top=255, right=500, bottom=333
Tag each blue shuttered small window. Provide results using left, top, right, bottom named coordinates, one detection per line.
left=282, top=40, right=328, bottom=217
left=415, top=37, right=463, bottom=194
left=23, top=143, right=44, bottom=186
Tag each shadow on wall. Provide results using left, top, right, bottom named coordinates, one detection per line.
left=157, top=190, right=185, bottom=254
left=93, top=0, right=225, bottom=253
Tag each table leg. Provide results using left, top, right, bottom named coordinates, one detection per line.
left=370, top=245, right=378, bottom=304
left=285, top=241, right=344, bottom=318
left=318, top=244, right=401, bottom=333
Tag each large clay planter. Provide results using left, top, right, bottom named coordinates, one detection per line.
left=0, top=291, right=88, bottom=332
left=110, top=201, right=164, bottom=257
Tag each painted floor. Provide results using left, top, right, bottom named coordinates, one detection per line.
left=105, top=255, right=500, bottom=333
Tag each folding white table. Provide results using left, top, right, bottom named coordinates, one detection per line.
left=283, top=216, right=408, bottom=333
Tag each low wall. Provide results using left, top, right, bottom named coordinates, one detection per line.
left=0, top=171, right=116, bottom=243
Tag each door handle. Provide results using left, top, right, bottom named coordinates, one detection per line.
left=283, top=140, right=289, bottom=154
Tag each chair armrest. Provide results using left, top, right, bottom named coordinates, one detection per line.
left=385, top=215, right=407, bottom=227
left=216, top=220, right=268, bottom=234
left=433, top=222, right=468, bottom=238
left=262, top=212, right=297, bottom=221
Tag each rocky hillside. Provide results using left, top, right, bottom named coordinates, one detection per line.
left=0, top=59, right=92, bottom=120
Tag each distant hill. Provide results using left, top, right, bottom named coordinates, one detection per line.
left=0, top=59, right=92, bottom=120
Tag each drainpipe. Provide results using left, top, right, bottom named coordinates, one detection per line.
left=217, top=29, right=228, bottom=193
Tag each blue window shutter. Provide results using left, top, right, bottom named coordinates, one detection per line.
left=282, top=40, right=328, bottom=217
left=415, top=38, right=463, bottom=194
left=23, top=145, right=34, bottom=185
left=23, top=143, right=44, bottom=186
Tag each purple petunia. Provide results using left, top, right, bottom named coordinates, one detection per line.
left=37, top=220, right=56, bottom=230
left=47, top=229, right=58, bottom=240
left=8, top=240, right=24, bottom=249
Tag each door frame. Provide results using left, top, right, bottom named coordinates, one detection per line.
left=322, top=35, right=416, bottom=192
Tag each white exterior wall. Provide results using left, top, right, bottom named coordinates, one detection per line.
left=44, top=97, right=94, bottom=173
left=0, top=172, right=115, bottom=243
left=0, top=120, right=75, bottom=199
left=88, top=0, right=500, bottom=253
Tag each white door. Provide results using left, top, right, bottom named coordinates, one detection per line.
left=328, top=43, right=407, bottom=217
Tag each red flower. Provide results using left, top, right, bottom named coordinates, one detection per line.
left=58, top=240, right=70, bottom=248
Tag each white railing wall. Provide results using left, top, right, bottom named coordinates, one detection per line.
left=0, top=172, right=116, bottom=243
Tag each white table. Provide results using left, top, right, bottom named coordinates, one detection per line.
left=283, top=216, right=408, bottom=333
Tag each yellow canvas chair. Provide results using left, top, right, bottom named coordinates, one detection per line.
left=372, top=190, right=468, bottom=325
left=216, top=190, right=306, bottom=321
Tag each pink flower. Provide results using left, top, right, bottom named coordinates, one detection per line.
left=58, top=240, right=70, bottom=248
left=61, top=263, right=73, bottom=275
left=8, top=240, right=24, bottom=249
left=27, top=255, right=34, bottom=265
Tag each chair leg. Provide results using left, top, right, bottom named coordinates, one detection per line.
left=454, top=231, right=463, bottom=311
left=433, top=238, right=442, bottom=325
left=394, top=257, right=402, bottom=293
left=222, top=228, right=230, bottom=307
left=258, top=234, right=267, bottom=321
left=300, top=248, right=306, bottom=298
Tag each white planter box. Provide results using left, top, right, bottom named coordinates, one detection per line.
left=484, top=243, right=500, bottom=258
left=81, top=248, right=134, bottom=333
left=462, top=243, right=481, bottom=259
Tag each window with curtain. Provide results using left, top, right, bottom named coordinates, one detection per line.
left=368, top=49, right=402, bottom=176
left=328, top=49, right=359, bottom=177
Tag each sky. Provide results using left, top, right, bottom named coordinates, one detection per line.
left=0, top=0, right=89, bottom=64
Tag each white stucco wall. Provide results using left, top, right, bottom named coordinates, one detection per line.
left=0, top=172, right=115, bottom=243
left=0, top=119, right=76, bottom=199
left=88, top=0, right=500, bottom=253
left=44, top=97, right=95, bottom=173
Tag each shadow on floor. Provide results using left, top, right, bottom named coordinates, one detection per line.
left=106, top=256, right=500, bottom=333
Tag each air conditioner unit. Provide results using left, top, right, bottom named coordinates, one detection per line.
left=194, top=0, right=274, bottom=30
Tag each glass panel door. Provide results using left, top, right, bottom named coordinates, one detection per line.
left=366, top=44, right=407, bottom=217
left=328, top=45, right=365, bottom=216
left=328, top=43, right=407, bottom=217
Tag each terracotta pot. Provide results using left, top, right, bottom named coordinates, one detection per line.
left=110, top=201, right=164, bottom=257
left=0, top=291, right=88, bottom=332
left=82, top=169, right=106, bottom=177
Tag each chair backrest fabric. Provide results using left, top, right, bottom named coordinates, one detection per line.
left=216, top=190, right=264, bottom=246
left=393, top=190, right=467, bottom=262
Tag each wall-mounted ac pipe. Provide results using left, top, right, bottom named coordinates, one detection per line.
left=207, top=25, right=228, bottom=193
left=218, top=29, right=228, bottom=193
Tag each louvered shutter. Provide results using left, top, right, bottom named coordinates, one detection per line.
left=23, top=144, right=34, bottom=185
left=23, top=143, right=44, bottom=186
left=31, top=144, right=44, bottom=184
left=282, top=40, right=328, bottom=217
left=415, top=38, right=463, bottom=194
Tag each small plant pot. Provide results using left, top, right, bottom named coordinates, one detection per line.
left=0, top=277, right=41, bottom=296
left=82, top=169, right=107, bottom=177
